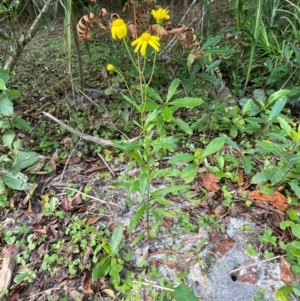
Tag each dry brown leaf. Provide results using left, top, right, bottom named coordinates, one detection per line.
left=218, top=238, right=235, bottom=255
left=82, top=269, right=93, bottom=293
left=280, top=257, right=297, bottom=285
left=248, top=190, right=288, bottom=211
left=200, top=173, right=220, bottom=192
left=0, top=245, right=19, bottom=297
left=86, top=216, right=102, bottom=225
left=83, top=164, right=107, bottom=174
left=236, top=268, right=259, bottom=284
left=61, top=194, right=73, bottom=212
left=58, top=157, right=81, bottom=165
left=6, top=283, right=26, bottom=301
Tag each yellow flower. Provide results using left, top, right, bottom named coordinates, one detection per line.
left=111, top=18, right=127, bottom=39
left=107, top=64, right=115, bottom=71
left=131, top=32, right=160, bottom=56
left=151, top=7, right=170, bottom=25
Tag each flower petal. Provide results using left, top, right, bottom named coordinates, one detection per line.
left=140, top=41, right=148, bottom=56
left=148, top=40, right=160, bottom=52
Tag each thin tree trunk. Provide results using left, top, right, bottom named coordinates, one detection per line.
left=4, top=0, right=55, bottom=72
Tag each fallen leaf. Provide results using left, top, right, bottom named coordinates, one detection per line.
left=84, top=165, right=108, bottom=174
left=82, top=269, right=93, bottom=293
left=6, top=283, right=26, bottom=301
left=92, top=277, right=108, bottom=292
left=218, top=238, right=235, bottom=255
left=248, top=190, right=288, bottom=211
left=0, top=245, right=19, bottom=297
left=58, top=157, right=81, bottom=165
left=86, top=216, right=101, bottom=225
left=213, top=205, right=226, bottom=218
left=280, top=257, right=297, bottom=285
left=200, top=173, right=220, bottom=192
left=236, top=268, right=259, bottom=284
left=61, top=194, right=73, bottom=212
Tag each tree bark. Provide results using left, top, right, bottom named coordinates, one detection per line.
left=4, top=0, right=55, bottom=72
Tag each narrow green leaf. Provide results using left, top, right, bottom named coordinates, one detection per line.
left=168, top=153, right=195, bottom=164
left=128, top=149, right=144, bottom=165
left=142, top=99, right=161, bottom=111
left=174, top=118, right=193, bottom=135
left=154, top=185, right=190, bottom=196
left=265, top=89, right=290, bottom=109
left=205, top=60, right=222, bottom=73
left=121, top=93, right=140, bottom=111
left=225, top=136, right=240, bottom=151
left=12, top=116, right=32, bottom=131
left=259, top=141, right=284, bottom=159
left=242, top=155, right=252, bottom=175
left=92, top=257, right=112, bottom=280
left=288, top=180, right=300, bottom=198
left=292, top=224, right=300, bottom=239
left=267, top=98, right=287, bottom=122
left=139, top=165, right=148, bottom=197
left=272, top=163, right=288, bottom=184
left=201, top=136, right=225, bottom=159
left=153, top=208, right=177, bottom=218
left=204, top=48, right=236, bottom=54
left=142, top=85, right=163, bottom=103
left=166, top=78, right=180, bottom=102
left=277, top=117, right=292, bottom=137
left=201, top=35, right=222, bottom=51
left=128, top=205, right=146, bottom=233
left=170, top=97, right=204, bottom=108
left=162, top=106, right=173, bottom=122
left=182, top=163, right=197, bottom=183
left=151, top=193, right=172, bottom=207
left=174, top=284, right=198, bottom=301
left=111, top=224, right=124, bottom=256
left=199, top=73, right=222, bottom=85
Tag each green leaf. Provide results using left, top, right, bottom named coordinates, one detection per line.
left=267, top=98, right=287, bottom=122
left=154, top=185, right=190, bottom=196
left=2, top=130, right=15, bottom=148
left=292, top=224, right=300, bottom=238
left=174, top=284, right=198, bottom=301
left=199, top=73, right=222, bottom=85
left=201, top=136, right=225, bottom=159
left=0, top=94, right=13, bottom=116
left=144, top=109, right=161, bottom=129
left=151, top=136, right=179, bottom=152
left=205, top=60, right=222, bottom=73
left=168, top=153, right=195, bottom=164
left=142, top=99, right=161, bottom=111
left=182, top=163, right=197, bottom=183
left=265, top=89, right=290, bottom=109
left=187, top=53, right=194, bottom=72
left=142, top=85, right=163, bottom=103
left=121, top=93, right=140, bottom=111
left=128, top=149, right=144, bottom=165
left=272, top=162, right=288, bottom=184
left=288, top=180, right=300, bottom=198
left=162, top=106, right=173, bottom=122
left=11, top=152, right=39, bottom=172
left=92, top=257, right=111, bottom=280
left=275, top=287, right=292, bottom=301
left=204, top=48, right=236, bottom=54
left=153, top=208, right=177, bottom=218
left=12, top=116, right=32, bottom=131
left=259, top=140, right=284, bottom=159
left=128, top=204, right=146, bottom=233
left=201, top=35, right=222, bottom=51
left=242, top=155, right=252, bottom=175
left=166, top=78, right=180, bottom=102
left=277, top=117, right=292, bottom=137
left=139, top=165, right=148, bottom=197
left=225, top=136, right=240, bottom=151
left=290, top=249, right=300, bottom=257
left=251, top=170, right=269, bottom=184
left=151, top=193, right=172, bottom=206
left=0, top=78, right=6, bottom=90
left=174, top=118, right=193, bottom=135
left=170, top=97, right=204, bottom=108
left=2, top=171, right=30, bottom=190
left=13, top=272, right=28, bottom=284
left=0, top=69, right=9, bottom=84
left=280, top=220, right=295, bottom=230
left=111, top=224, right=123, bottom=256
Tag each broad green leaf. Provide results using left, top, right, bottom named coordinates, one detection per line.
left=151, top=136, right=179, bottom=152
left=201, top=136, right=225, bottom=159
left=162, top=106, right=173, bottom=122
left=0, top=69, right=9, bottom=84
left=111, top=224, right=123, bottom=256
left=174, top=284, right=199, bottom=301
left=168, top=153, right=195, bottom=164
left=199, top=73, right=222, bottom=85
left=153, top=185, right=190, bottom=196
left=11, top=152, right=39, bottom=172
left=142, top=99, right=161, bottom=111
left=259, top=141, right=284, bottom=159
left=170, top=97, right=204, bottom=108
left=0, top=78, right=6, bottom=90
left=292, top=224, right=300, bottom=238
left=204, top=48, right=236, bottom=54
left=6, top=89, right=20, bottom=99
left=92, top=257, right=111, bottom=280
left=201, top=35, right=222, bottom=51
left=174, top=118, right=193, bottom=135
left=166, top=78, right=180, bottom=102
left=267, top=98, right=287, bottom=121
left=144, top=109, right=161, bottom=129
left=242, top=155, right=252, bottom=175
left=150, top=167, right=182, bottom=178
left=2, top=171, right=30, bottom=190
left=272, top=163, right=288, bottom=184
left=153, top=208, right=177, bottom=218
left=12, top=116, right=32, bottom=131
left=265, top=89, right=290, bottom=109
left=277, top=117, right=292, bottom=137
left=182, top=163, right=197, bottom=183
left=225, top=136, right=240, bottom=151
left=2, top=130, right=15, bottom=148
left=280, top=221, right=294, bottom=230
left=275, top=287, right=292, bottom=301
left=139, top=165, right=148, bottom=197
left=251, top=170, right=269, bottom=184
left=288, top=180, right=300, bottom=198
left=290, top=249, right=300, bottom=257
left=0, top=94, right=14, bottom=116
left=14, top=273, right=28, bottom=284
left=128, top=204, right=146, bottom=233
left=205, top=60, right=221, bottom=73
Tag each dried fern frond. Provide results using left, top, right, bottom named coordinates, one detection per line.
left=77, top=12, right=95, bottom=41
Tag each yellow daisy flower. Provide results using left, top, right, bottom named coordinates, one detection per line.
left=131, top=32, right=160, bottom=56
left=107, top=64, right=115, bottom=71
left=151, top=7, right=170, bottom=25
left=111, top=18, right=127, bottom=39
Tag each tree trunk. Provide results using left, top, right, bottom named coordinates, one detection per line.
left=4, top=0, right=55, bottom=72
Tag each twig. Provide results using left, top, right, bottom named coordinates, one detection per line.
left=284, top=0, right=300, bottom=12
left=228, top=255, right=283, bottom=274
left=132, top=280, right=174, bottom=291
left=42, top=111, right=139, bottom=146
left=98, top=153, right=116, bottom=177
